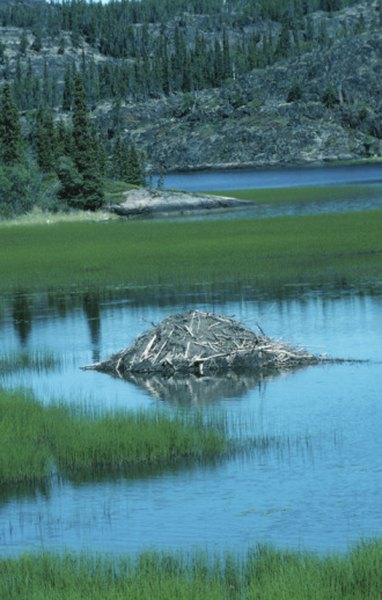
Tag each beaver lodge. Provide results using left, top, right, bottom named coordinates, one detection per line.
left=82, top=310, right=324, bottom=378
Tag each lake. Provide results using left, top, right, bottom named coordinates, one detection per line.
left=1, top=284, right=381, bottom=557
left=1, top=164, right=381, bottom=559
left=156, top=162, right=382, bottom=220
left=158, top=162, right=382, bottom=191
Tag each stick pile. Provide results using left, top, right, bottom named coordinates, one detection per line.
left=83, top=310, right=321, bottom=377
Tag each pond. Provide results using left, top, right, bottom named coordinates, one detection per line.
left=1, top=283, right=382, bottom=557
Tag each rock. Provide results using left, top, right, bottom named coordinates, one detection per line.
left=109, top=188, right=249, bottom=217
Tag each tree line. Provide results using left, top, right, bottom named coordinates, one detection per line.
left=2, top=3, right=373, bottom=112
left=0, top=0, right=375, bottom=217
left=0, top=77, right=144, bottom=217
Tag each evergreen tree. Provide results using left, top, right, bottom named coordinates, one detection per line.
left=34, top=106, right=56, bottom=172
left=222, top=29, right=232, bottom=79
left=0, top=83, right=22, bottom=165
left=62, top=64, right=73, bottom=111
left=322, top=83, right=337, bottom=107
left=58, top=74, right=104, bottom=210
left=287, top=79, right=303, bottom=102
left=19, top=31, right=28, bottom=56
left=127, top=143, right=144, bottom=186
left=31, top=31, right=43, bottom=53
left=57, top=36, right=66, bottom=55
left=0, top=41, right=5, bottom=64
left=277, top=14, right=291, bottom=57
left=57, top=156, right=83, bottom=206
left=111, top=136, right=129, bottom=180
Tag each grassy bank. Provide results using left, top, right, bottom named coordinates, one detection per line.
left=0, top=390, right=228, bottom=486
left=1, top=209, right=382, bottom=292
left=1, top=541, right=381, bottom=599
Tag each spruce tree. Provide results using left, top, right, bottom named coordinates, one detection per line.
left=62, top=64, right=73, bottom=111
left=19, top=31, right=28, bottom=56
left=34, top=106, right=56, bottom=172
left=127, top=143, right=143, bottom=186
left=58, top=74, right=104, bottom=210
left=0, top=83, right=22, bottom=165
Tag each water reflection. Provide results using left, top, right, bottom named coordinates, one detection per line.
left=124, top=369, right=302, bottom=405
left=83, top=292, right=101, bottom=362
left=12, top=291, right=32, bottom=345
left=0, top=283, right=382, bottom=556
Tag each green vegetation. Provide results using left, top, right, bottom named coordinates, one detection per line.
left=0, top=0, right=362, bottom=107
left=0, top=0, right=378, bottom=217
left=0, top=389, right=229, bottom=486
left=0, top=71, right=144, bottom=217
left=1, top=540, right=382, bottom=599
left=0, top=209, right=381, bottom=292
left=207, top=184, right=382, bottom=205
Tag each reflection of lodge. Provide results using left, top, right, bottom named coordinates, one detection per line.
left=124, top=370, right=286, bottom=404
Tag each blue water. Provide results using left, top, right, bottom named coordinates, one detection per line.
left=1, top=163, right=382, bottom=558
left=157, top=163, right=382, bottom=192
left=1, top=286, right=382, bottom=557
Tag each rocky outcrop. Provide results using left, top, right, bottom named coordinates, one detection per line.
left=110, top=29, right=382, bottom=172
left=109, top=188, right=249, bottom=217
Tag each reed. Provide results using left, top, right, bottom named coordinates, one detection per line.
left=1, top=209, right=382, bottom=292
left=0, top=390, right=228, bottom=485
left=1, top=541, right=381, bottom=599
left=0, top=389, right=312, bottom=486
left=0, top=391, right=53, bottom=485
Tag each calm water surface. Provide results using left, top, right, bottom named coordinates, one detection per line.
left=152, top=163, right=382, bottom=220
left=1, top=286, right=381, bottom=556
left=160, top=163, right=382, bottom=191
left=2, top=161, right=382, bottom=558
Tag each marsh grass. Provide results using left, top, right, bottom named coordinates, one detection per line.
left=207, top=184, right=382, bottom=205
left=0, top=390, right=229, bottom=485
left=1, top=210, right=382, bottom=292
left=0, top=390, right=314, bottom=486
left=0, top=351, right=60, bottom=375
left=1, top=541, right=381, bottom=599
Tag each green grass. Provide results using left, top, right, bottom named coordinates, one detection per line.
left=0, top=389, right=229, bottom=486
left=207, top=184, right=382, bottom=205
left=1, top=209, right=382, bottom=292
left=1, top=541, right=382, bottom=599
left=0, top=389, right=312, bottom=486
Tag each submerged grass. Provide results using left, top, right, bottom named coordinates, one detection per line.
left=0, top=351, right=60, bottom=375
left=1, top=209, right=382, bottom=291
left=1, top=540, right=382, bottom=599
left=0, top=389, right=228, bottom=486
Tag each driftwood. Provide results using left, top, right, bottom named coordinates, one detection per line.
left=82, top=310, right=325, bottom=378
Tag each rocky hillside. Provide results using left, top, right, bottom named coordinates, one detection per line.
left=109, top=4, right=382, bottom=171
left=1, top=0, right=382, bottom=172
